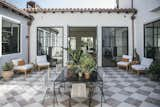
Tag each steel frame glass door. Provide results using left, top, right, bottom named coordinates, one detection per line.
left=102, top=27, right=128, bottom=67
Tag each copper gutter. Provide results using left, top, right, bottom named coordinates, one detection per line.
left=131, top=0, right=136, bottom=58
left=27, top=17, right=33, bottom=63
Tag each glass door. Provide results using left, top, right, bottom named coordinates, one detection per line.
left=102, top=27, right=128, bottom=67
left=37, top=27, right=63, bottom=66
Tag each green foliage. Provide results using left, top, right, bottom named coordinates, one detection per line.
left=80, top=53, right=96, bottom=72
left=148, top=61, right=160, bottom=81
left=66, top=47, right=96, bottom=74
left=68, top=64, right=81, bottom=74
left=2, top=62, right=14, bottom=71
left=67, top=48, right=82, bottom=65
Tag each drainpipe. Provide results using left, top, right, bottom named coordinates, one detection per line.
left=116, top=0, right=119, bottom=8
left=131, top=0, right=136, bottom=59
left=27, top=16, right=33, bottom=63
left=131, top=14, right=136, bottom=59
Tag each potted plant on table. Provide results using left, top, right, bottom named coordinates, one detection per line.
left=80, top=53, right=96, bottom=79
left=1, top=62, right=14, bottom=80
left=66, top=48, right=83, bottom=78
left=148, top=61, right=160, bottom=81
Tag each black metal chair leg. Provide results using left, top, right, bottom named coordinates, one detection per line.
left=69, top=93, right=71, bottom=107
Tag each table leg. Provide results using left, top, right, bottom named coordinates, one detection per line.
left=101, top=81, right=104, bottom=107
left=53, top=82, right=56, bottom=107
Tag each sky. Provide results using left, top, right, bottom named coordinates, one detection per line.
left=7, top=0, right=116, bottom=9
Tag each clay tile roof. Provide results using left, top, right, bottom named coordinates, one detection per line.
left=0, top=0, right=33, bottom=19
left=24, top=8, right=137, bottom=14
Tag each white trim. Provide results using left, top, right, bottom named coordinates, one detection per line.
left=0, top=15, right=2, bottom=57
left=2, top=15, right=21, bottom=24
left=1, top=16, right=21, bottom=56
left=144, top=17, right=160, bottom=25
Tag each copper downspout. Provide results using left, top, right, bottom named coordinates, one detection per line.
left=131, top=0, right=136, bottom=59
left=27, top=17, right=33, bottom=63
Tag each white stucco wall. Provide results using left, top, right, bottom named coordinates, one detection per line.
left=119, top=0, right=160, bottom=57
left=30, top=12, right=133, bottom=66
left=134, top=0, right=160, bottom=57
left=119, top=0, right=132, bottom=8
left=0, top=7, right=29, bottom=71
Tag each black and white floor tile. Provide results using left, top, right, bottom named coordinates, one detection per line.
left=0, top=67, right=160, bottom=107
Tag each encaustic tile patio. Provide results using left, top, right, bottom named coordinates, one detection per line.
left=0, top=67, right=160, bottom=107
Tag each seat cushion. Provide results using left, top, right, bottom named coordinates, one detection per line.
left=37, top=62, right=50, bottom=66
left=117, top=61, right=130, bottom=66
left=18, top=60, right=25, bottom=66
left=14, top=64, right=33, bottom=70
left=131, top=65, right=146, bottom=71
left=12, top=59, right=23, bottom=66
left=121, top=58, right=129, bottom=62
left=37, top=55, right=48, bottom=63
left=123, top=55, right=132, bottom=62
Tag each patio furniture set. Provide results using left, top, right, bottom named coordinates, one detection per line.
left=11, top=55, right=50, bottom=79
left=117, top=55, right=153, bottom=75
left=42, top=63, right=104, bottom=107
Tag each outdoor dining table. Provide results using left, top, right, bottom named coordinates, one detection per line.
left=53, top=68, right=104, bottom=107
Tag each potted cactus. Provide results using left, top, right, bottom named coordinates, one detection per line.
left=1, top=62, right=14, bottom=80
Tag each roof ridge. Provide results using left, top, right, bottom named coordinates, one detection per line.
left=0, top=0, right=32, bottom=19
left=24, top=7, right=137, bottom=14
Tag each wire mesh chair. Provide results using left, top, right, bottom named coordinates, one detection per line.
left=42, top=68, right=62, bottom=105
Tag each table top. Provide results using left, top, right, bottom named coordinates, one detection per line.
left=54, top=68, right=103, bottom=83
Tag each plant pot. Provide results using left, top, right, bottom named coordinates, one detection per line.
left=84, top=72, right=90, bottom=80
left=67, top=70, right=73, bottom=78
left=2, top=70, right=14, bottom=80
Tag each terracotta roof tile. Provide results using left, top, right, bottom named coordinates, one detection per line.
left=24, top=8, right=137, bottom=14
left=0, top=0, right=33, bottom=19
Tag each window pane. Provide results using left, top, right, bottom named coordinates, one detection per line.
left=37, top=27, right=63, bottom=66
left=102, top=27, right=128, bottom=67
left=144, top=20, right=160, bottom=61
left=2, top=19, right=20, bottom=55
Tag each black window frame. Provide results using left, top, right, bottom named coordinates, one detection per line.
left=2, top=18, right=21, bottom=55
left=144, top=19, right=160, bottom=60
left=37, top=27, right=64, bottom=66
left=102, top=27, right=129, bottom=67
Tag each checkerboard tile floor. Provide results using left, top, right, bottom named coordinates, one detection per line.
left=0, top=67, right=160, bottom=107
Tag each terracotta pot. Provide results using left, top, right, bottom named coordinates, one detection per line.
left=84, top=72, right=90, bottom=79
left=67, top=70, right=73, bottom=78
left=2, top=71, right=14, bottom=80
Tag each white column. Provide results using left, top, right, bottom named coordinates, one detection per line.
left=63, top=25, right=68, bottom=66
left=129, top=24, right=133, bottom=56
left=97, top=26, right=102, bottom=67
left=0, top=15, right=2, bottom=57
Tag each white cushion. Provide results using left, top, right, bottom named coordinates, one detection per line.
left=131, top=65, right=147, bottom=71
left=141, top=57, right=153, bottom=68
left=117, top=61, right=130, bottom=66
left=37, top=55, right=48, bottom=63
left=12, top=59, right=23, bottom=66
left=14, top=64, right=33, bottom=70
left=37, top=62, right=50, bottom=66
left=122, top=55, right=132, bottom=62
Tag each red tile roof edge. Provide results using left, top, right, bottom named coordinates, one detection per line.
left=0, top=1, right=33, bottom=19
left=24, top=8, right=137, bottom=14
